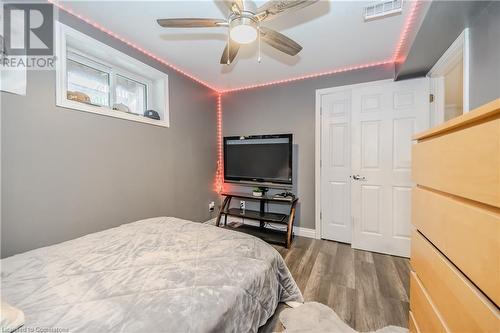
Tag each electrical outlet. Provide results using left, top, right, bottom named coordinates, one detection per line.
left=240, top=200, right=246, bottom=210
left=208, top=201, right=215, bottom=212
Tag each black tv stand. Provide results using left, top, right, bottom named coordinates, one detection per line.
left=216, top=191, right=298, bottom=248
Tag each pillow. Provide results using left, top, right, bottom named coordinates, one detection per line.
left=0, top=301, right=24, bottom=333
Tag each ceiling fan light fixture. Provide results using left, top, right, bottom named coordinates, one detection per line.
left=156, top=0, right=319, bottom=65
left=229, top=16, right=257, bottom=44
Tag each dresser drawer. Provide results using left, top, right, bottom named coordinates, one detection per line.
left=408, top=311, right=420, bottom=333
left=410, top=271, right=448, bottom=333
left=412, top=187, right=500, bottom=306
left=412, top=117, right=500, bottom=208
left=411, top=231, right=500, bottom=332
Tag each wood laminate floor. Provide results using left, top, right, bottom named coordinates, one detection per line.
left=259, top=237, right=411, bottom=332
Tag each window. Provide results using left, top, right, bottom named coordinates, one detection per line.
left=65, top=49, right=151, bottom=116
left=115, top=74, right=147, bottom=115
left=66, top=57, right=110, bottom=107
left=56, top=22, right=169, bottom=127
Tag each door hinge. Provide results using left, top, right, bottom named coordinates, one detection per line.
left=320, top=159, right=322, bottom=167
left=429, top=94, right=435, bottom=103
left=320, top=211, right=322, bottom=220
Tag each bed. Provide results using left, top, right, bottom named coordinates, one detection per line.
left=1, top=217, right=303, bottom=332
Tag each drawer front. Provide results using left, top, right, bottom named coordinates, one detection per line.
left=412, top=187, right=500, bottom=306
left=408, top=311, right=420, bottom=333
left=411, top=231, right=500, bottom=332
left=410, top=271, right=448, bottom=333
left=412, top=118, right=500, bottom=208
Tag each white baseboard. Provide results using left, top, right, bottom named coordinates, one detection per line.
left=294, top=226, right=316, bottom=239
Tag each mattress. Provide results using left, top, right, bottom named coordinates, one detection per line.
left=0, top=217, right=303, bottom=333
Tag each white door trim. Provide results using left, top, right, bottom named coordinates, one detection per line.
left=314, top=79, right=393, bottom=240
left=429, top=77, right=445, bottom=127
left=428, top=28, right=470, bottom=114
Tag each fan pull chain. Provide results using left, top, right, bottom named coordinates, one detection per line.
left=227, top=29, right=230, bottom=65
left=257, top=26, right=261, bottom=63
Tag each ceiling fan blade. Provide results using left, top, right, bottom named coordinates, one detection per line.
left=220, top=40, right=240, bottom=65
left=223, top=0, right=244, bottom=14
left=256, top=0, right=319, bottom=21
left=234, top=0, right=244, bottom=11
left=260, top=27, right=302, bottom=56
left=157, top=18, right=226, bottom=28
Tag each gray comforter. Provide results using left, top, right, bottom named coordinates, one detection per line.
left=1, top=217, right=303, bottom=333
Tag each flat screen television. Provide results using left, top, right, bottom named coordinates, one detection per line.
left=224, top=134, right=293, bottom=186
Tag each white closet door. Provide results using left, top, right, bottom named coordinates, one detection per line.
left=320, top=89, right=352, bottom=243
left=350, top=78, right=429, bottom=257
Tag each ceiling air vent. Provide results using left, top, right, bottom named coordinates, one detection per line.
left=364, top=0, right=403, bottom=21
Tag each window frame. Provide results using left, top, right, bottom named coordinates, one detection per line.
left=66, top=48, right=153, bottom=115
left=66, top=52, right=112, bottom=108
left=56, top=22, right=169, bottom=127
left=114, top=72, right=150, bottom=116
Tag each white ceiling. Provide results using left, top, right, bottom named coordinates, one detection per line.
left=60, top=0, right=414, bottom=91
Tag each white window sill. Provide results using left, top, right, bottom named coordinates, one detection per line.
left=58, top=99, right=169, bottom=128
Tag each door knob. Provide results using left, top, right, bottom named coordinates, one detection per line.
left=351, top=175, right=366, bottom=181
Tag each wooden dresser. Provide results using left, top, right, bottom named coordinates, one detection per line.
left=410, top=99, right=500, bottom=333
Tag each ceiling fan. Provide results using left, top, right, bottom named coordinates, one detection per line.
left=157, top=0, right=319, bottom=65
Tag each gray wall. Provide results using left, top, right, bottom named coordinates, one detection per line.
left=395, top=1, right=490, bottom=79
left=222, top=64, right=394, bottom=230
left=469, top=1, right=500, bottom=109
left=1, top=12, right=218, bottom=258
left=395, top=1, right=499, bottom=109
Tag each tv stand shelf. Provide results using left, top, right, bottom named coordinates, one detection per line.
left=216, top=191, right=298, bottom=248
left=223, top=208, right=288, bottom=224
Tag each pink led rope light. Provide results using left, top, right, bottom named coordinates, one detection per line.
left=47, top=0, right=217, bottom=91
left=393, top=0, right=421, bottom=64
left=47, top=0, right=421, bottom=194
left=49, top=0, right=421, bottom=93
left=214, top=94, right=224, bottom=194
left=220, top=0, right=422, bottom=93
left=219, top=59, right=393, bottom=93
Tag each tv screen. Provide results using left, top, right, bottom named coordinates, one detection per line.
left=224, top=134, right=292, bottom=185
